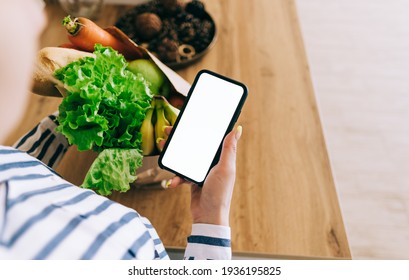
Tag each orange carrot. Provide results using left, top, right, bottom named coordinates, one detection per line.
left=58, top=42, right=80, bottom=49
left=62, top=15, right=134, bottom=59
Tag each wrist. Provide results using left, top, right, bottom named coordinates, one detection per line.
left=192, top=212, right=229, bottom=227
left=190, top=223, right=231, bottom=238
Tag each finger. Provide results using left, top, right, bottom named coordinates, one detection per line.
left=158, top=138, right=166, bottom=150
left=165, top=176, right=190, bottom=189
left=218, top=125, right=242, bottom=167
left=158, top=127, right=173, bottom=150
left=164, top=126, right=173, bottom=136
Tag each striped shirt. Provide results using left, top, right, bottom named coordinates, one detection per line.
left=0, top=114, right=231, bottom=260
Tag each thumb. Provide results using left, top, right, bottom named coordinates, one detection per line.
left=218, top=125, right=242, bottom=166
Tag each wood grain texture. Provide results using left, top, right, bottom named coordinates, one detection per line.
left=297, top=0, right=409, bottom=259
left=6, top=0, right=350, bottom=258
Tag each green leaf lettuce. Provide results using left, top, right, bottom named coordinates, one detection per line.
left=82, top=149, right=143, bottom=196
left=54, top=44, right=152, bottom=195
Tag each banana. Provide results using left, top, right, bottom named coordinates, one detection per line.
left=140, top=107, right=155, bottom=156
left=140, top=96, right=180, bottom=154
left=155, top=102, right=170, bottom=151
left=154, top=95, right=180, bottom=125
left=163, top=98, right=180, bottom=125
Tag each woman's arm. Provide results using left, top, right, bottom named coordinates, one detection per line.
left=13, top=113, right=69, bottom=169
left=165, top=126, right=242, bottom=260
left=184, top=224, right=231, bottom=260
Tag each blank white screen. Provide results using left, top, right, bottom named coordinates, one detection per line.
left=161, top=72, right=244, bottom=182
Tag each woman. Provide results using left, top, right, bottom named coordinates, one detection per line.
left=0, top=0, right=241, bottom=260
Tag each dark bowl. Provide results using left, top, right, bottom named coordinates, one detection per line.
left=115, top=6, right=217, bottom=70
left=166, top=11, right=217, bottom=70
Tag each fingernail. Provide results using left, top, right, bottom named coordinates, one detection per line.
left=235, top=125, right=242, bottom=140
left=161, top=180, right=167, bottom=189
left=162, top=179, right=172, bottom=189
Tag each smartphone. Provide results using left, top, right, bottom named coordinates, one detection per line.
left=158, top=69, right=248, bottom=186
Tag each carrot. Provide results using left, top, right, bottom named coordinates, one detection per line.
left=58, top=42, right=80, bottom=50
left=62, top=15, right=134, bottom=59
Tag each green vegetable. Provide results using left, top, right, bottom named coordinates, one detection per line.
left=82, top=149, right=143, bottom=196
left=55, top=44, right=152, bottom=151
left=55, top=44, right=152, bottom=195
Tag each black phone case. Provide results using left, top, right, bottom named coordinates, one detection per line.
left=158, top=69, right=248, bottom=186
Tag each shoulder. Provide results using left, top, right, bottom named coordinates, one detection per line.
left=0, top=146, right=56, bottom=183
left=0, top=146, right=159, bottom=259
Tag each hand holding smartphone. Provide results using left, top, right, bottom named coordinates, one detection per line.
left=158, top=70, right=248, bottom=186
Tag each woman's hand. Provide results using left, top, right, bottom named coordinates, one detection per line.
left=159, top=126, right=242, bottom=226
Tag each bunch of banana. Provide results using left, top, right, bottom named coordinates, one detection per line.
left=140, top=95, right=180, bottom=156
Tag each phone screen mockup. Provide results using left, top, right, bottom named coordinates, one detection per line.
left=158, top=70, right=248, bottom=185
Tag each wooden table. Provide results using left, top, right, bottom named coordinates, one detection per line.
left=6, top=0, right=351, bottom=259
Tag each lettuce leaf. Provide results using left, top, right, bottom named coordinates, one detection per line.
left=54, top=44, right=152, bottom=195
left=55, top=44, right=152, bottom=152
left=82, top=149, right=143, bottom=196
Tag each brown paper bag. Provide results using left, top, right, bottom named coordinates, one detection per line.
left=32, top=26, right=191, bottom=189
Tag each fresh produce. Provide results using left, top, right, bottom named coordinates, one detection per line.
left=154, top=104, right=170, bottom=151
left=62, top=15, right=138, bottom=60
left=36, top=15, right=188, bottom=193
left=157, top=95, right=180, bottom=126
left=58, top=42, right=79, bottom=49
left=139, top=107, right=155, bottom=156
left=32, top=47, right=95, bottom=97
left=127, top=59, right=170, bottom=97
left=82, top=149, right=143, bottom=196
left=163, top=98, right=180, bottom=125
left=139, top=95, right=180, bottom=155
left=54, top=44, right=152, bottom=195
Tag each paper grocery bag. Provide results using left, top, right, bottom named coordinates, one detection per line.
left=32, top=25, right=191, bottom=189
left=32, top=26, right=191, bottom=99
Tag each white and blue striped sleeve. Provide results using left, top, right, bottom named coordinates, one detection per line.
left=184, top=224, right=232, bottom=260
left=13, top=113, right=69, bottom=169
left=0, top=147, right=163, bottom=260
left=140, top=217, right=170, bottom=260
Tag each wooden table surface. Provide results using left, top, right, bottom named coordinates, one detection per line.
left=6, top=0, right=351, bottom=259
